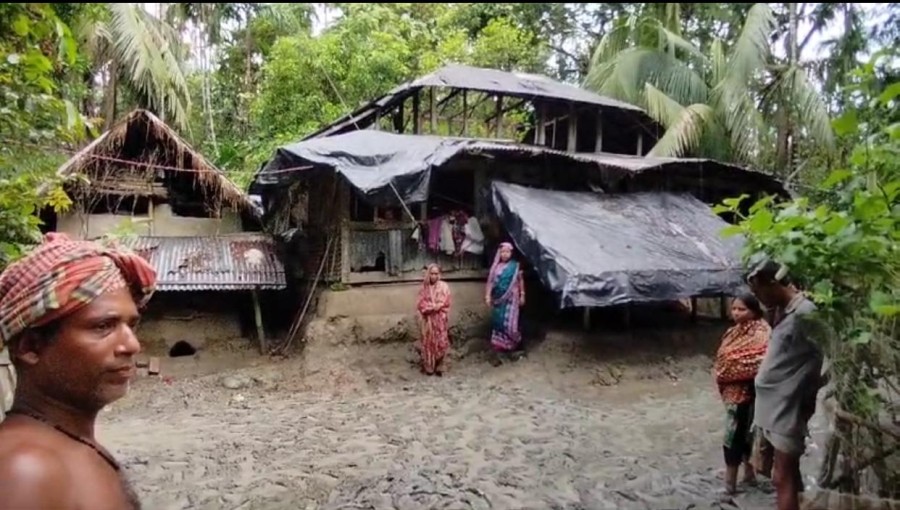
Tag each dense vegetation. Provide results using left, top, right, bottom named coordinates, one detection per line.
left=0, top=2, right=897, bottom=496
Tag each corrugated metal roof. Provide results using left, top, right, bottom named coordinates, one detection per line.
left=407, top=64, right=644, bottom=111
left=122, top=234, right=287, bottom=292
left=296, top=64, right=653, bottom=143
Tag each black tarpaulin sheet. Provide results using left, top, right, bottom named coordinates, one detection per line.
left=490, top=181, right=746, bottom=308
left=254, top=129, right=789, bottom=207
left=257, top=131, right=466, bottom=205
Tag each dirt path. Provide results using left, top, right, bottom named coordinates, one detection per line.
left=97, top=327, right=815, bottom=510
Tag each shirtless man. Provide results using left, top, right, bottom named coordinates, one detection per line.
left=0, top=232, right=157, bottom=510
left=747, top=259, right=826, bottom=510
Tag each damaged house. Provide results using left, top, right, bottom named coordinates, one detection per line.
left=47, top=109, right=287, bottom=355
left=251, top=64, right=787, bottom=340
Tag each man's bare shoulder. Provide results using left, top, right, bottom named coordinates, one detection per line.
left=0, top=423, right=74, bottom=509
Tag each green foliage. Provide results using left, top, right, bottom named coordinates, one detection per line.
left=190, top=3, right=552, bottom=186
left=0, top=4, right=87, bottom=269
left=717, top=52, right=899, bottom=429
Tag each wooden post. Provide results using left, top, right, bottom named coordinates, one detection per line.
left=535, top=103, right=546, bottom=145
left=461, top=90, right=468, bottom=136
left=251, top=288, right=267, bottom=355
left=690, top=297, right=698, bottom=323
left=412, top=90, right=421, bottom=134
left=393, top=99, right=404, bottom=133
left=636, top=132, right=643, bottom=155
left=594, top=111, right=603, bottom=153
left=495, top=95, right=503, bottom=138
left=582, top=307, right=591, bottom=331
left=148, top=201, right=155, bottom=235
left=430, top=88, right=436, bottom=134
left=567, top=104, right=578, bottom=152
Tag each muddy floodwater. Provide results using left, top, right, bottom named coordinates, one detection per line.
left=98, top=325, right=823, bottom=510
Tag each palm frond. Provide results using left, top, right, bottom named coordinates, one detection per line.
left=709, top=39, right=727, bottom=87
left=721, top=90, right=767, bottom=164
left=655, top=24, right=708, bottom=64
left=726, top=3, right=776, bottom=83
left=262, top=3, right=315, bottom=34
left=588, top=16, right=635, bottom=69
left=586, top=48, right=709, bottom=108
left=108, top=4, right=192, bottom=129
left=778, top=65, right=836, bottom=150
left=644, top=82, right=685, bottom=128
left=648, top=103, right=714, bottom=157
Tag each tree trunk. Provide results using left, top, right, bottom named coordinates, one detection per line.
left=102, top=59, right=119, bottom=131
left=198, top=8, right=218, bottom=157
left=775, top=2, right=799, bottom=177
left=242, top=7, right=254, bottom=137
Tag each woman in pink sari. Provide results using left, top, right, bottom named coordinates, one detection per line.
left=416, top=264, right=452, bottom=376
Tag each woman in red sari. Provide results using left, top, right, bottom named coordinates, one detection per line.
left=416, top=264, right=452, bottom=376
left=714, top=293, right=771, bottom=495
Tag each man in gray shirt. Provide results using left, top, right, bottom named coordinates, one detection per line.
left=747, top=260, right=825, bottom=510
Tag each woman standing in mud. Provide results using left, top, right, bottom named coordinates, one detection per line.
left=417, top=263, right=452, bottom=376
left=713, top=293, right=771, bottom=495
left=485, top=242, right=526, bottom=366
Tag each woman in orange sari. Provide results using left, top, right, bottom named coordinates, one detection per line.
left=714, top=293, right=771, bottom=495
left=416, top=264, right=452, bottom=376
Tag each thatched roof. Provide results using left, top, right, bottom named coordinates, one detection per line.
left=55, top=109, right=259, bottom=218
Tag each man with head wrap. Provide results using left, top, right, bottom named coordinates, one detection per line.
left=0, top=232, right=157, bottom=510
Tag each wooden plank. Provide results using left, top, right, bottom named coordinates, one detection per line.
left=148, top=357, right=160, bottom=375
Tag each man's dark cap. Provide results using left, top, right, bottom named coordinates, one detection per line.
left=746, top=257, right=789, bottom=284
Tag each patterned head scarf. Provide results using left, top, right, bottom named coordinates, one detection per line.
left=488, top=242, right=514, bottom=286
left=422, top=263, right=441, bottom=288
left=0, top=233, right=157, bottom=349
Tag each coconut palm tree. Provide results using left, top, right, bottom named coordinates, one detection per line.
left=584, top=3, right=834, bottom=177
left=75, top=4, right=192, bottom=131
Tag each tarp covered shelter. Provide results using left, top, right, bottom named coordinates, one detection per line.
left=490, top=182, right=747, bottom=308
left=254, top=130, right=788, bottom=206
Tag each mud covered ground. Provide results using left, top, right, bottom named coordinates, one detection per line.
left=97, top=323, right=825, bottom=510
